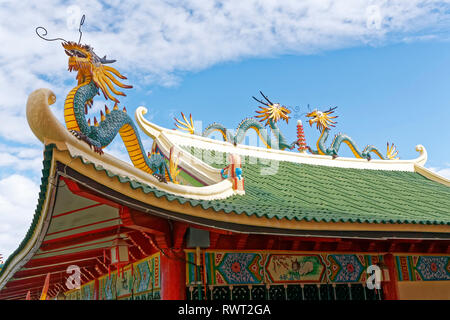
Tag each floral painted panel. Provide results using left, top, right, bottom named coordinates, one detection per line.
left=396, top=255, right=450, bottom=281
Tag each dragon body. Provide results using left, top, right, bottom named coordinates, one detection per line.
left=61, top=40, right=174, bottom=182
left=308, top=127, right=386, bottom=160
left=306, top=107, right=398, bottom=160
left=202, top=118, right=297, bottom=150
left=175, top=92, right=298, bottom=150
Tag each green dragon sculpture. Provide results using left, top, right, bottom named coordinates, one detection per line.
left=174, top=91, right=298, bottom=150
left=305, top=107, right=399, bottom=160
left=36, top=17, right=174, bottom=183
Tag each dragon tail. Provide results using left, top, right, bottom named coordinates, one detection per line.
left=362, top=145, right=388, bottom=160
left=119, top=122, right=154, bottom=174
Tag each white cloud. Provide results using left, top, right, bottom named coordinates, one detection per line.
left=428, top=165, right=450, bottom=179
left=0, top=0, right=448, bottom=143
left=1, top=1, right=450, bottom=260
left=0, top=144, right=43, bottom=175
left=0, top=174, right=39, bottom=260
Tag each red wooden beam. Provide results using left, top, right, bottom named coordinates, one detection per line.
left=127, top=232, right=151, bottom=257
left=4, top=274, right=72, bottom=291
left=13, top=259, right=98, bottom=279
left=40, top=226, right=124, bottom=251
left=426, top=242, right=435, bottom=253
left=95, top=258, right=109, bottom=274
left=187, top=224, right=233, bottom=235
left=172, top=221, right=188, bottom=250
left=336, top=241, right=352, bottom=251
left=25, top=249, right=104, bottom=268
left=1, top=281, right=66, bottom=299
left=236, top=234, right=249, bottom=250
left=388, top=242, right=396, bottom=252
left=266, top=238, right=275, bottom=250
left=53, top=203, right=103, bottom=219
left=33, top=238, right=114, bottom=260
left=313, top=241, right=321, bottom=251
left=291, top=239, right=301, bottom=251
left=130, top=231, right=158, bottom=256
left=61, top=176, right=121, bottom=209
left=45, top=217, right=121, bottom=238
left=154, top=234, right=171, bottom=249
left=367, top=241, right=377, bottom=252
left=209, top=232, right=220, bottom=249
left=120, top=207, right=170, bottom=236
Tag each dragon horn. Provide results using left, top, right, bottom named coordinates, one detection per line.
left=100, top=55, right=117, bottom=64
left=324, top=106, right=338, bottom=113
left=252, top=96, right=269, bottom=106
left=259, top=91, right=273, bottom=105
left=105, top=105, right=110, bottom=114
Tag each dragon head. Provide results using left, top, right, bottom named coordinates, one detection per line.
left=252, top=91, right=291, bottom=126
left=62, top=41, right=132, bottom=104
left=306, top=107, right=338, bottom=132
left=36, top=15, right=132, bottom=105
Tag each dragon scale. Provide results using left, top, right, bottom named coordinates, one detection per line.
left=308, top=126, right=387, bottom=160
left=64, top=77, right=174, bottom=182
left=203, top=118, right=297, bottom=150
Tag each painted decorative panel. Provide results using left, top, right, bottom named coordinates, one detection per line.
left=265, top=254, right=325, bottom=283
left=65, top=289, right=81, bottom=300
left=81, top=281, right=94, bottom=300
left=133, top=252, right=160, bottom=298
left=100, top=273, right=116, bottom=300
left=396, top=255, right=450, bottom=281
left=65, top=252, right=160, bottom=300
left=325, top=254, right=381, bottom=283
left=187, top=251, right=383, bottom=286
left=116, top=266, right=133, bottom=299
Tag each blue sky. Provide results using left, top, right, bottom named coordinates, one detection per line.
left=126, top=42, right=450, bottom=166
left=1, top=0, right=450, bottom=259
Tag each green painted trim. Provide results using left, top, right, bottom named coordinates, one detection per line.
left=0, top=144, right=55, bottom=280
left=178, top=170, right=205, bottom=187
left=69, top=147, right=450, bottom=226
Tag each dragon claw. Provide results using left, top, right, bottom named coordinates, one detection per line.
left=93, top=146, right=104, bottom=155
left=70, top=130, right=104, bottom=155
left=152, top=173, right=167, bottom=183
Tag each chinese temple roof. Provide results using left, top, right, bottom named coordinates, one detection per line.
left=57, top=142, right=450, bottom=226
left=1, top=87, right=449, bottom=298
left=20, top=88, right=450, bottom=231
left=2, top=18, right=448, bottom=299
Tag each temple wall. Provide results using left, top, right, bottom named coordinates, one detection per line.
left=62, top=250, right=450, bottom=300
left=398, top=281, right=450, bottom=300
left=395, top=254, right=450, bottom=300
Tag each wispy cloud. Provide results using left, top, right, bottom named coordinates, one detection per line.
left=0, top=174, right=39, bottom=258
left=428, top=165, right=450, bottom=179
left=1, top=1, right=450, bottom=258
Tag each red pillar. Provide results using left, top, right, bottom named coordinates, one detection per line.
left=160, top=250, right=186, bottom=300
left=382, top=254, right=399, bottom=300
